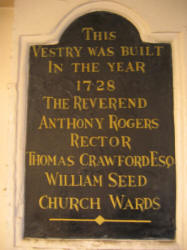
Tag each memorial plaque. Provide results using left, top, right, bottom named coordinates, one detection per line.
left=24, top=12, right=176, bottom=239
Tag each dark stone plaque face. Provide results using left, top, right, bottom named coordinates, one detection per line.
left=24, top=12, right=176, bottom=239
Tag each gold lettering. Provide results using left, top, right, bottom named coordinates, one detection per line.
left=87, top=46, right=114, bottom=56
left=70, top=133, right=131, bottom=149
left=39, top=195, right=48, bottom=209
left=109, top=194, right=161, bottom=211
left=82, top=27, right=116, bottom=41
left=120, top=46, right=164, bottom=56
left=48, top=60, right=63, bottom=73
left=107, top=61, right=145, bottom=73
left=38, top=195, right=101, bottom=211
left=108, top=173, right=147, bottom=188
left=42, top=96, right=70, bottom=110
left=71, top=62, right=100, bottom=72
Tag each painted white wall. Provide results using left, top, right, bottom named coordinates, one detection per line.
left=0, top=7, right=14, bottom=250
left=0, top=0, right=186, bottom=249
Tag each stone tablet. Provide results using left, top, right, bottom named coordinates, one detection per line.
left=24, top=11, right=176, bottom=239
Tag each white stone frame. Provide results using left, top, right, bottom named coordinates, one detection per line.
left=14, top=1, right=185, bottom=249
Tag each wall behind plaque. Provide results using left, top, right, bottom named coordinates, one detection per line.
left=0, top=0, right=186, bottom=249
